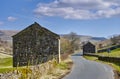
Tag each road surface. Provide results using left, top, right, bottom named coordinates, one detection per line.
left=63, top=53, right=114, bottom=79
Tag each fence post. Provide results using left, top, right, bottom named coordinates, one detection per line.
left=58, top=39, right=61, bottom=63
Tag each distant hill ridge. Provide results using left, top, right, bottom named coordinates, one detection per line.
left=0, top=30, right=18, bottom=42
left=60, top=34, right=107, bottom=43
left=0, top=30, right=106, bottom=43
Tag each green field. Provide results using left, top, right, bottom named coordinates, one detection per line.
left=97, top=48, right=120, bottom=57
left=0, top=57, right=13, bottom=73
left=0, top=57, right=12, bottom=67
left=0, top=53, right=13, bottom=73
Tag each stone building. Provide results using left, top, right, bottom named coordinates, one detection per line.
left=83, top=42, right=96, bottom=54
left=12, top=22, right=60, bottom=67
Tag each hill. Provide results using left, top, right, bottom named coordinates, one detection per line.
left=0, top=30, right=107, bottom=44
left=0, top=30, right=18, bottom=42
left=0, top=30, right=18, bottom=55
left=61, top=34, right=107, bottom=43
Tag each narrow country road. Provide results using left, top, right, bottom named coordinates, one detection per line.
left=63, top=53, right=114, bottom=79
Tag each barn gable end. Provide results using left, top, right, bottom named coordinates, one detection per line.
left=83, top=42, right=96, bottom=54
left=13, top=22, right=60, bottom=67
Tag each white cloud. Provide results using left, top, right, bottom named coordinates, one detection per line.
left=8, top=16, right=17, bottom=22
left=34, top=0, right=120, bottom=20
left=0, top=21, right=4, bottom=26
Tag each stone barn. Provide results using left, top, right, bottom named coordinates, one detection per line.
left=83, top=42, right=96, bottom=54
left=12, top=22, right=60, bottom=67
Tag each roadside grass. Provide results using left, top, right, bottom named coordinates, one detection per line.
left=96, top=48, right=120, bottom=72
left=0, top=68, right=13, bottom=73
left=97, top=48, right=120, bottom=57
left=0, top=57, right=73, bottom=79
left=84, top=56, right=98, bottom=61
left=0, top=52, right=73, bottom=79
left=57, top=62, right=68, bottom=70
left=84, top=56, right=120, bottom=72
left=109, top=63, right=120, bottom=72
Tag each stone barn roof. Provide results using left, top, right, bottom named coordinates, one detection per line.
left=83, top=42, right=95, bottom=47
left=12, top=22, right=60, bottom=39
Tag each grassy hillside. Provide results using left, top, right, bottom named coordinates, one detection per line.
left=0, top=53, right=12, bottom=67
left=0, top=57, right=12, bottom=67
left=97, top=48, right=120, bottom=57
left=0, top=58, right=13, bottom=73
left=0, top=53, right=13, bottom=73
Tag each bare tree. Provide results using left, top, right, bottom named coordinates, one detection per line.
left=63, top=32, right=80, bottom=52
left=60, top=37, right=72, bottom=54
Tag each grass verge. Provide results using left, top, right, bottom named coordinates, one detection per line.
left=0, top=57, right=73, bottom=79
left=84, top=56, right=98, bottom=61
left=84, top=56, right=120, bottom=79
left=84, top=56, right=120, bottom=72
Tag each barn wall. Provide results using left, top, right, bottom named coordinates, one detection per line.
left=83, top=42, right=96, bottom=54
left=13, top=25, right=59, bottom=67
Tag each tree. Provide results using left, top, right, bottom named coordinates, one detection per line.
left=60, top=37, right=72, bottom=54
left=62, top=32, right=80, bottom=52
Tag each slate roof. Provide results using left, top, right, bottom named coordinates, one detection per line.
left=12, top=22, right=60, bottom=39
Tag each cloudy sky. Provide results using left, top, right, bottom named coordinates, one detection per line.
left=0, top=0, right=120, bottom=37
